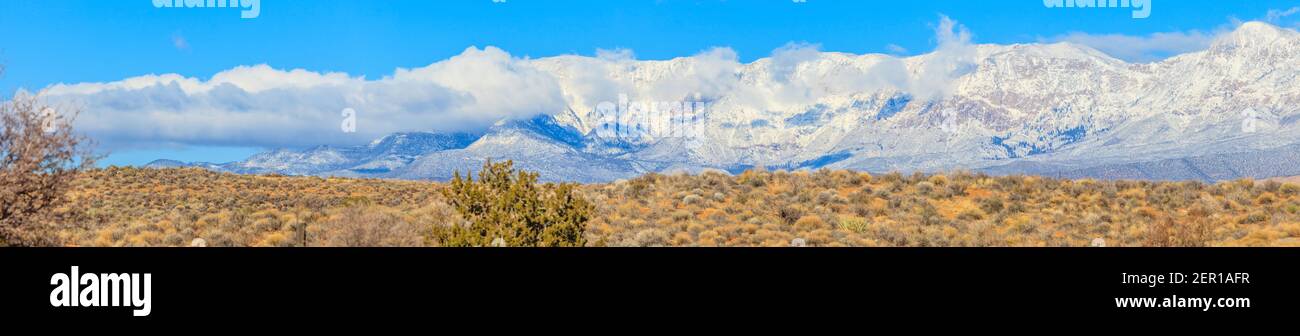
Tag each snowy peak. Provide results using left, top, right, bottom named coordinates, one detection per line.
left=1207, top=21, right=1300, bottom=56
left=155, top=22, right=1300, bottom=182
left=366, top=131, right=478, bottom=156
left=482, top=114, right=586, bottom=149
left=1219, top=21, right=1295, bottom=44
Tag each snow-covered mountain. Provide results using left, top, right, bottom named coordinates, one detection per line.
left=150, top=22, right=1300, bottom=182
left=151, top=131, right=478, bottom=177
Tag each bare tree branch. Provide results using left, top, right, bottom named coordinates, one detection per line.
left=0, top=91, right=97, bottom=246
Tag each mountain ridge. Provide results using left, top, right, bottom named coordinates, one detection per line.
left=148, top=22, right=1300, bottom=182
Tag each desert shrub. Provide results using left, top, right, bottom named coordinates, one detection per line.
left=928, top=175, right=948, bottom=187
left=683, top=194, right=705, bottom=205
left=319, top=206, right=425, bottom=247
left=978, top=197, right=1005, bottom=214
left=837, top=215, right=870, bottom=234
left=435, top=160, right=593, bottom=247
left=957, top=208, right=986, bottom=221
left=778, top=206, right=804, bottom=225
left=203, top=231, right=238, bottom=247
left=794, top=215, right=829, bottom=231
left=1173, top=219, right=1214, bottom=247
left=739, top=172, right=767, bottom=188
left=162, top=232, right=186, bottom=246
left=1256, top=192, right=1277, bottom=205
left=625, top=228, right=670, bottom=247
left=1145, top=217, right=1213, bottom=247
left=915, top=181, right=936, bottom=196
left=1240, top=211, right=1269, bottom=225
left=816, top=190, right=837, bottom=205
left=1280, top=183, right=1300, bottom=196
left=879, top=172, right=902, bottom=184
left=259, top=232, right=294, bottom=247
left=671, top=210, right=692, bottom=222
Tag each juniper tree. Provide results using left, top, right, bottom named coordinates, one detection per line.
left=436, top=160, right=592, bottom=247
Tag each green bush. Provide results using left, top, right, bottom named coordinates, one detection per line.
left=836, top=215, right=870, bottom=234
left=435, top=160, right=593, bottom=247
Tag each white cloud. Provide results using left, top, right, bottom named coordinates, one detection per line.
left=769, top=42, right=821, bottom=82
left=626, top=16, right=974, bottom=109
left=910, top=15, right=977, bottom=101
left=1043, top=7, right=1300, bottom=62
left=43, top=46, right=566, bottom=150
left=41, top=16, right=984, bottom=151
left=885, top=44, right=908, bottom=55
left=1045, top=30, right=1218, bottom=62
left=643, top=46, right=743, bottom=103
left=1266, top=7, right=1299, bottom=24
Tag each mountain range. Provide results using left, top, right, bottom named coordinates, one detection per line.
left=149, top=22, right=1300, bottom=183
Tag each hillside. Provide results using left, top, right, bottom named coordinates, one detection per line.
left=1268, top=175, right=1300, bottom=185
left=48, top=167, right=1300, bottom=247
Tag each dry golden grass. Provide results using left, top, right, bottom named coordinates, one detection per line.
left=582, top=169, right=1300, bottom=247
left=57, top=167, right=455, bottom=247
left=51, top=166, right=1300, bottom=247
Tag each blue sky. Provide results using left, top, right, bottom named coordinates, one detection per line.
left=1, top=0, right=1298, bottom=166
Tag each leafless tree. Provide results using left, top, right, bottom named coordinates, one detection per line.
left=0, top=74, right=97, bottom=246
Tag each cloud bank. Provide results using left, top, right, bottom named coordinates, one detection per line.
left=1266, top=7, right=1299, bottom=25
left=1042, top=7, right=1300, bottom=63
left=43, top=46, right=566, bottom=149
left=40, top=16, right=980, bottom=150
left=1045, top=30, right=1218, bottom=63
